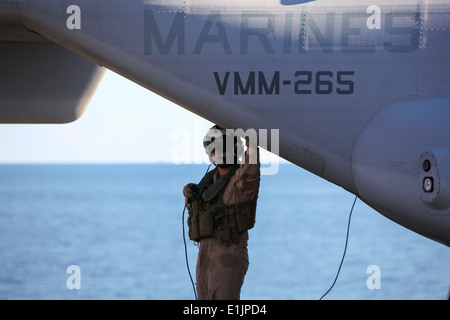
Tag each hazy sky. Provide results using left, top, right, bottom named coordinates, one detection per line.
left=0, top=70, right=279, bottom=165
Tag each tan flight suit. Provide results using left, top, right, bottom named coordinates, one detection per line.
left=183, top=148, right=260, bottom=300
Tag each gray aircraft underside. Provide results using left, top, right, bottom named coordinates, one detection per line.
left=1, top=0, right=449, bottom=247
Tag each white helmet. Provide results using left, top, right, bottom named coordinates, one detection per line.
left=203, top=125, right=244, bottom=167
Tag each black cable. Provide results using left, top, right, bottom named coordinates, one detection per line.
left=182, top=204, right=197, bottom=300
left=182, top=164, right=211, bottom=300
left=319, top=195, right=358, bottom=300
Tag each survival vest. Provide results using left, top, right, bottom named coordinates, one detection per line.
left=187, top=165, right=257, bottom=245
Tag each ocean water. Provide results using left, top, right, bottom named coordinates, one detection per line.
left=0, top=164, right=448, bottom=300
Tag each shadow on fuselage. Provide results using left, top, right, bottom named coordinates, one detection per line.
left=280, top=0, right=315, bottom=5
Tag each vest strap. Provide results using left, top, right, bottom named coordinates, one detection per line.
left=187, top=165, right=256, bottom=245
left=202, top=165, right=239, bottom=202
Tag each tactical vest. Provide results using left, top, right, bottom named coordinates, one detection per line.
left=187, top=166, right=257, bottom=245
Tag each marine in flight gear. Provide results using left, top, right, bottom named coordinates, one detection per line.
left=183, top=125, right=260, bottom=300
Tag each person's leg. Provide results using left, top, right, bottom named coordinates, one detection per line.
left=207, top=235, right=249, bottom=300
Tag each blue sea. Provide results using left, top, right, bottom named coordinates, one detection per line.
left=0, top=164, right=448, bottom=300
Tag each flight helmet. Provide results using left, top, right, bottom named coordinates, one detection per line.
left=203, top=125, right=244, bottom=167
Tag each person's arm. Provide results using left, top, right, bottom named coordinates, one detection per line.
left=232, top=138, right=260, bottom=197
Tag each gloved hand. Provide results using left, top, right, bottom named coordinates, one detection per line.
left=183, top=183, right=199, bottom=198
left=183, top=183, right=199, bottom=209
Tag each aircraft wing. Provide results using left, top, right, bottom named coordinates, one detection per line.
left=0, top=18, right=104, bottom=123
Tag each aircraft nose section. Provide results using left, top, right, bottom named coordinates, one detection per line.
left=352, top=97, right=450, bottom=247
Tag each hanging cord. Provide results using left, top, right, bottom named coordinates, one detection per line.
left=182, top=204, right=197, bottom=300
left=319, top=195, right=358, bottom=300
left=182, top=164, right=211, bottom=300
